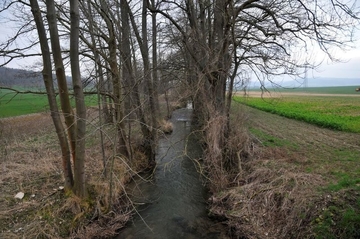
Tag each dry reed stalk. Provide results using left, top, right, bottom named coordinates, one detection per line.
left=204, top=104, right=331, bottom=239
left=210, top=151, right=326, bottom=239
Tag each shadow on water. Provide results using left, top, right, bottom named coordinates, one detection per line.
left=116, top=108, right=228, bottom=239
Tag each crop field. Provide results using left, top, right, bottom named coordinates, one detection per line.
left=0, top=89, right=98, bottom=118
left=248, top=85, right=359, bottom=94
left=234, top=95, right=360, bottom=133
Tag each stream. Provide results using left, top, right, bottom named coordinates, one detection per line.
left=116, top=108, right=227, bottom=239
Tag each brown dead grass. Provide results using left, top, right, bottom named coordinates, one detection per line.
left=0, top=110, right=148, bottom=239
left=207, top=103, right=360, bottom=239
left=159, top=119, right=173, bottom=134
left=210, top=143, right=325, bottom=239
left=207, top=106, right=320, bottom=238
left=210, top=148, right=325, bottom=239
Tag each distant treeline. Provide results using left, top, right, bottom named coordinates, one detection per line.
left=0, top=67, right=44, bottom=87
left=0, top=67, right=79, bottom=88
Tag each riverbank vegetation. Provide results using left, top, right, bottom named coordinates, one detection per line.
left=1, top=0, right=359, bottom=238
left=0, top=105, right=178, bottom=238
left=208, top=102, right=360, bottom=238
left=0, top=110, right=151, bottom=238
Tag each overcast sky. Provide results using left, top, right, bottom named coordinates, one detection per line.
left=1, top=38, right=358, bottom=80
left=313, top=56, right=360, bottom=79
left=1, top=38, right=359, bottom=81
left=0, top=4, right=359, bottom=81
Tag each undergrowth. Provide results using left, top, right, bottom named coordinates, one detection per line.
left=207, top=103, right=360, bottom=239
left=0, top=110, right=148, bottom=239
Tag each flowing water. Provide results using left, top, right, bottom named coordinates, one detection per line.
left=116, top=108, right=227, bottom=239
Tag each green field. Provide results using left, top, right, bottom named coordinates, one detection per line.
left=235, top=95, right=360, bottom=133
left=0, top=89, right=98, bottom=118
left=248, top=85, right=359, bottom=94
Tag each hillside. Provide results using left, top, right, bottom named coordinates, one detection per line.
left=0, top=67, right=76, bottom=88
left=0, top=67, right=44, bottom=87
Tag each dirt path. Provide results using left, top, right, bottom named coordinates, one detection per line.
left=240, top=102, right=360, bottom=176
left=244, top=104, right=360, bottom=149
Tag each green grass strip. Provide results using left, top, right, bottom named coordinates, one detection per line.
left=0, top=89, right=98, bottom=118
left=234, top=96, right=360, bottom=133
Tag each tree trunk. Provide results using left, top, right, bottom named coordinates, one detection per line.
left=70, top=0, right=86, bottom=198
left=125, top=0, right=158, bottom=161
left=46, top=0, right=77, bottom=162
left=97, top=0, right=129, bottom=158
left=151, top=0, right=160, bottom=116
left=141, top=0, right=157, bottom=162
left=121, top=0, right=156, bottom=162
left=30, top=0, right=74, bottom=190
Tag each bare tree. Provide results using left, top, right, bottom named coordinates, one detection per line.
left=71, top=0, right=163, bottom=164
left=69, top=0, right=86, bottom=197
left=150, top=0, right=360, bottom=190
left=28, top=0, right=87, bottom=197
left=29, top=0, right=74, bottom=190
left=124, top=0, right=159, bottom=162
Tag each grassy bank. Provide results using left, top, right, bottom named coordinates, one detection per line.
left=209, top=103, right=360, bottom=238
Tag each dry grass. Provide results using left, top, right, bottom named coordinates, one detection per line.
left=209, top=139, right=317, bottom=239
left=207, top=103, right=360, bottom=239
left=159, top=119, right=173, bottom=134
left=200, top=103, right=253, bottom=193
left=210, top=153, right=325, bottom=239
left=205, top=105, right=319, bottom=238
left=202, top=113, right=229, bottom=192
left=0, top=110, right=148, bottom=239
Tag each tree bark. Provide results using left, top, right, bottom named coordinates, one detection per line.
left=151, top=0, right=160, bottom=117
left=46, top=0, right=77, bottom=162
left=70, top=0, right=86, bottom=198
left=125, top=0, right=158, bottom=161
left=30, top=0, right=74, bottom=190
